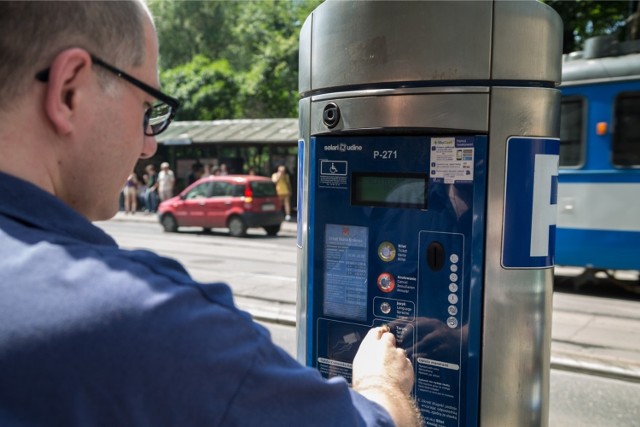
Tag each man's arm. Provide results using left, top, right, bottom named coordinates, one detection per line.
left=352, top=325, right=423, bottom=427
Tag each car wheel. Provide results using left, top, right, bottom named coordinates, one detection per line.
left=263, top=225, right=281, bottom=236
left=161, top=214, right=178, bottom=233
left=228, top=216, right=247, bottom=237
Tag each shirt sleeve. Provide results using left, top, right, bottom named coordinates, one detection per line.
left=127, top=249, right=395, bottom=426
left=218, top=326, right=395, bottom=427
left=0, top=239, right=397, bottom=427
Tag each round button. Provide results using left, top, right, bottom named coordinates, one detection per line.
left=449, top=283, right=458, bottom=293
left=450, top=264, right=458, bottom=273
left=378, top=242, right=396, bottom=262
left=447, top=317, right=458, bottom=328
left=377, top=273, right=396, bottom=293
left=448, top=293, right=458, bottom=304
left=450, top=254, right=459, bottom=264
left=449, top=273, right=458, bottom=282
left=380, top=302, right=392, bottom=315
left=448, top=305, right=458, bottom=316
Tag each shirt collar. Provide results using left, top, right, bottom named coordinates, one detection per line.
left=0, top=171, right=116, bottom=246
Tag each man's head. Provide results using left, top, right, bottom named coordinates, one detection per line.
left=0, top=1, right=146, bottom=110
left=0, top=1, right=175, bottom=221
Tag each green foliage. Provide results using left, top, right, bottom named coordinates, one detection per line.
left=231, top=1, right=308, bottom=118
left=160, top=55, right=240, bottom=120
left=148, top=0, right=240, bottom=70
left=544, top=0, right=635, bottom=53
left=150, top=0, right=322, bottom=120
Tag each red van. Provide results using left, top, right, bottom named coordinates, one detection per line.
left=157, top=175, right=284, bottom=237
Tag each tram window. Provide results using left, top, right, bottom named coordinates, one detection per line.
left=559, top=97, right=584, bottom=167
left=613, top=91, right=640, bottom=167
left=560, top=97, right=584, bottom=167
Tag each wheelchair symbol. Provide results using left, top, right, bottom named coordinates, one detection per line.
left=320, top=160, right=347, bottom=176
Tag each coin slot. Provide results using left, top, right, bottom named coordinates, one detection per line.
left=426, top=241, right=445, bottom=271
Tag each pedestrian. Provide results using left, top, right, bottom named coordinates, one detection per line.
left=123, top=172, right=139, bottom=214
left=187, top=162, right=203, bottom=185
left=202, top=163, right=212, bottom=178
left=143, top=163, right=158, bottom=212
left=0, top=2, right=420, bottom=426
left=157, top=161, right=175, bottom=201
left=272, top=164, right=293, bottom=221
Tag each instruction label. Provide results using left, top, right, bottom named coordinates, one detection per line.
left=323, top=224, right=369, bottom=321
left=417, top=358, right=461, bottom=427
left=429, top=137, right=475, bottom=184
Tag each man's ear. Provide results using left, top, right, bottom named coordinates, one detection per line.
left=43, top=48, right=93, bottom=136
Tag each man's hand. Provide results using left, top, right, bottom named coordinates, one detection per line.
left=352, top=325, right=414, bottom=394
left=352, top=325, right=422, bottom=427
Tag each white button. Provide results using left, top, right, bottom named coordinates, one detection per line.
left=448, top=305, right=458, bottom=315
left=450, top=254, right=459, bottom=263
left=380, top=302, right=391, bottom=315
left=449, top=283, right=458, bottom=293
left=449, top=273, right=458, bottom=282
left=450, top=264, right=458, bottom=273
left=448, top=293, right=458, bottom=304
left=447, top=317, right=458, bottom=328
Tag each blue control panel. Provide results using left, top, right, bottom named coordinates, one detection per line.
left=305, top=135, right=487, bottom=426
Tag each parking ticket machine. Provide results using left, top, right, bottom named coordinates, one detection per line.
left=296, top=1, right=563, bottom=426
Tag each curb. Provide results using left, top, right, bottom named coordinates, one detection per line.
left=234, top=296, right=297, bottom=326
left=108, top=212, right=299, bottom=235
left=551, top=353, right=640, bottom=383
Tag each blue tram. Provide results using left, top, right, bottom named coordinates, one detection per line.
left=557, top=36, right=640, bottom=284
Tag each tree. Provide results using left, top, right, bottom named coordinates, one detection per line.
left=150, top=0, right=322, bottom=120
left=148, top=0, right=240, bottom=70
left=160, top=55, right=240, bottom=120
left=229, top=0, right=317, bottom=118
left=545, top=0, right=637, bottom=54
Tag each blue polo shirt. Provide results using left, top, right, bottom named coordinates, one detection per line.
left=0, top=172, right=393, bottom=426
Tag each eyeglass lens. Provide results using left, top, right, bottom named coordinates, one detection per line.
left=144, top=103, right=172, bottom=136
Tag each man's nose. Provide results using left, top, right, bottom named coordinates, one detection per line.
left=140, top=135, right=158, bottom=159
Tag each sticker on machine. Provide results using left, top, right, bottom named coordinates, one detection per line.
left=319, top=159, right=348, bottom=188
left=429, top=136, right=474, bottom=184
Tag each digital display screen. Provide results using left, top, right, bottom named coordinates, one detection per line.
left=351, top=173, right=428, bottom=209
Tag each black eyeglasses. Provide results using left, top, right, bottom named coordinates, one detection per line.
left=35, top=54, right=180, bottom=136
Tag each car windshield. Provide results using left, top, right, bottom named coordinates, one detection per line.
left=250, top=181, right=277, bottom=197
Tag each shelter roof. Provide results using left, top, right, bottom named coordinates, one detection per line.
left=157, top=118, right=299, bottom=145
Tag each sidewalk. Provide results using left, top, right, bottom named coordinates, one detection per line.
left=551, top=293, right=640, bottom=381
left=109, top=212, right=640, bottom=381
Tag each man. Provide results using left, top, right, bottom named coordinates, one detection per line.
left=157, top=161, right=175, bottom=201
left=0, top=2, right=421, bottom=426
left=143, top=163, right=159, bottom=212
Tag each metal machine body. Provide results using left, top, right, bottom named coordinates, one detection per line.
left=296, top=2, right=562, bottom=425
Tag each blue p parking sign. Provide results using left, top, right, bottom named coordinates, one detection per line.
left=502, top=137, right=560, bottom=269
